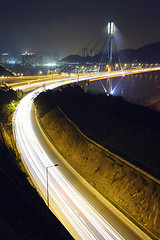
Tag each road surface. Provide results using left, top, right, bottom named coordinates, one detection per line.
left=12, top=78, right=152, bottom=239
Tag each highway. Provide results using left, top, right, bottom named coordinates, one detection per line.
left=9, top=66, right=160, bottom=92
left=12, top=73, right=155, bottom=239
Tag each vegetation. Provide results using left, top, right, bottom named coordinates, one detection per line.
left=0, top=86, right=73, bottom=240
left=35, top=85, right=160, bottom=179
left=0, top=85, right=24, bottom=122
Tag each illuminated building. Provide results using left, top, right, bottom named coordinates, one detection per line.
left=42, top=52, right=59, bottom=66
left=21, top=52, right=37, bottom=66
left=81, top=48, right=89, bottom=57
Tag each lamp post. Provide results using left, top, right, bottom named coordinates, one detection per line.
left=46, top=164, right=58, bottom=208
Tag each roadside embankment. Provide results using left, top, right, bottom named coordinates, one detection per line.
left=35, top=86, right=160, bottom=239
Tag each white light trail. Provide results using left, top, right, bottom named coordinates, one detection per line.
left=13, top=80, right=124, bottom=240
left=12, top=69, right=157, bottom=239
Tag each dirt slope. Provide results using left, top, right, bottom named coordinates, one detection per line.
left=40, top=107, right=160, bottom=239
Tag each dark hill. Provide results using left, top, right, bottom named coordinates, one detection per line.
left=0, top=65, right=13, bottom=76
left=119, top=42, right=160, bottom=63
left=60, top=52, right=108, bottom=64
left=118, top=49, right=137, bottom=63
left=35, top=85, right=160, bottom=178
left=136, top=42, right=160, bottom=63
left=61, top=54, right=93, bottom=63
left=61, top=42, right=160, bottom=64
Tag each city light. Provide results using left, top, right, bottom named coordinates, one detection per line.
left=44, top=63, right=57, bottom=67
left=8, top=60, right=16, bottom=64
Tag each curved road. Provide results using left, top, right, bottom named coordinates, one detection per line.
left=12, top=79, right=152, bottom=239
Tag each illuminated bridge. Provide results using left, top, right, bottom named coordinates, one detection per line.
left=1, top=22, right=160, bottom=94
left=0, top=21, right=160, bottom=94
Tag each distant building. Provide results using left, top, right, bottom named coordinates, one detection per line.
left=53, top=51, right=59, bottom=63
left=89, top=49, right=99, bottom=57
left=42, top=51, right=59, bottom=66
left=21, top=52, right=37, bottom=66
left=81, top=48, right=89, bottom=57
left=15, top=55, right=22, bottom=64
left=0, top=53, right=18, bottom=64
left=2, top=53, right=9, bottom=63
left=37, top=55, right=43, bottom=65
left=89, top=50, right=94, bottom=57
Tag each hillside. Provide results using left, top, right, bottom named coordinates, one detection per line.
left=0, top=65, right=13, bottom=76
left=35, top=85, right=160, bottom=239
left=35, top=85, right=160, bottom=178
left=119, top=42, right=160, bottom=63
left=60, top=42, right=160, bottom=64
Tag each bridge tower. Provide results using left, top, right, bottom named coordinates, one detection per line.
left=107, top=21, right=115, bottom=93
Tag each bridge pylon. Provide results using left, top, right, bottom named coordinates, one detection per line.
left=107, top=21, right=115, bottom=94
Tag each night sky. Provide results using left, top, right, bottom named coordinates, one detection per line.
left=1, top=0, right=160, bottom=57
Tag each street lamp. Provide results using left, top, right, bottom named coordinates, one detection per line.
left=46, top=164, right=58, bottom=208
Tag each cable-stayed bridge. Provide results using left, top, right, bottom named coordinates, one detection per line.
left=1, top=21, right=160, bottom=94
left=52, top=21, right=160, bottom=95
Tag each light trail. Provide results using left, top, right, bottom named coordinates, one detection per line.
left=13, top=80, right=124, bottom=240
left=88, top=67, right=160, bottom=82
left=10, top=66, right=160, bottom=93
left=12, top=77, right=75, bottom=90
left=12, top=70, right=155, bottom=239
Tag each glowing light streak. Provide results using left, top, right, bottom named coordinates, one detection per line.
left=100, top=80, right=108, bottom=93
left=111, top=76, right=125, bottom=94
left=89, top=67, right=160, bottom=82
left=13, top=80, right=124, bottom=240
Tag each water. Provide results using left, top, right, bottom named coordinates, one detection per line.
left=84, top=71, right=160, bottom=111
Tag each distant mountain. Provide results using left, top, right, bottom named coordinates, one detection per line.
left=136, top=42, right=160, bottom=63
left=118, top=42, right=160, bottom=63
left=61, top=54, right=93, bottom=63
left=0, top=65, right=13, bottom=76
left=118, top=49, right=137, bottom=63
left=61, top=42, right=160, bottom=64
